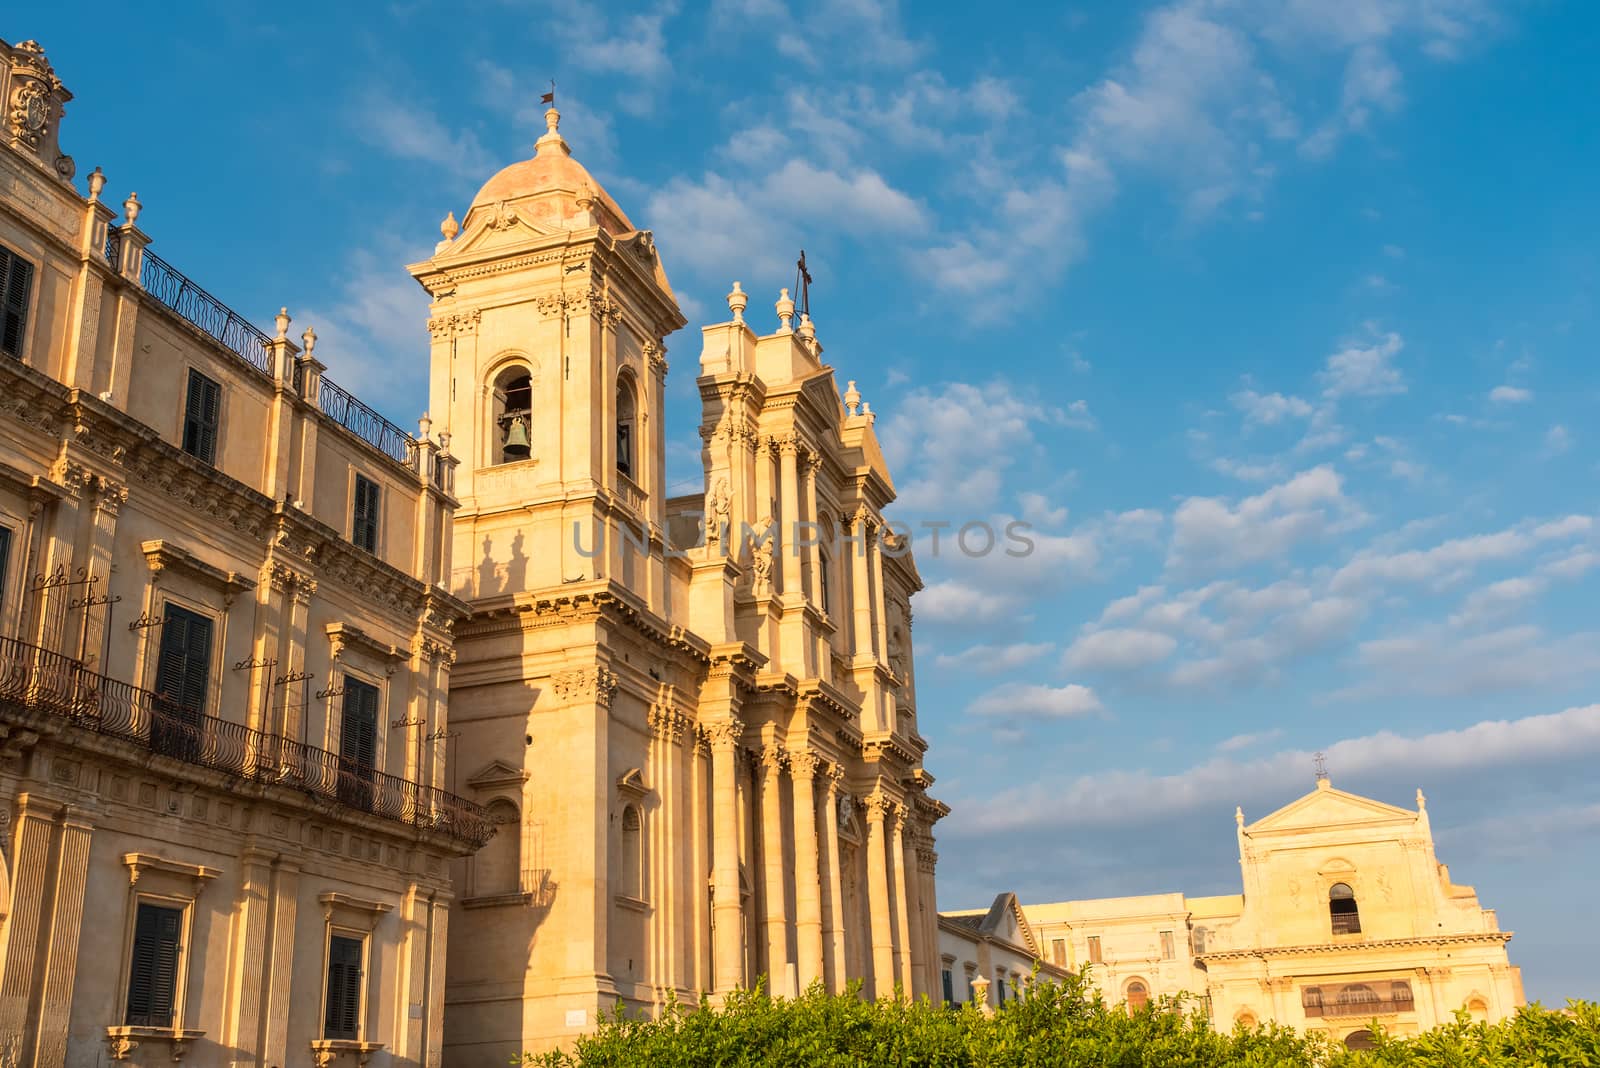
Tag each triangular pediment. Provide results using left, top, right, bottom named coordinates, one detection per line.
left=1247, top=784, right=1416, bottom=835
left=466, top=759, right=528, bottom=791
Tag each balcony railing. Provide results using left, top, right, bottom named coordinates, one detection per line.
left=139, top=250, right=275, bottom=377
left=104, top=227, right=122, bottom=270
left=0, top=637, right=492, bottom=849
left=319, top=376, right=414, bottom=466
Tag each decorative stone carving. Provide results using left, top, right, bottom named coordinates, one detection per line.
left=485, top=200, right=520, bottom=231
left=553, top=666, right=619, bottom=706
left=426, top=309, right=480, bottom=338
left=788, top=750, right=821, bottom=778
left=704, top=478, right=730, bottom=546
left=704, top=719, right=744, bottom=750
left=6, top=40, right=74, bottom=179
left=643, top=340, right=668, bottom=377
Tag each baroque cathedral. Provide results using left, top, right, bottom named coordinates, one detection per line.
left=0, top=35, right=942, bottom=1068
left=418, top=100, right=943, bottom=1062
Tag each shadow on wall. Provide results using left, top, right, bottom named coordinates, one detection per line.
left=465, top=531, right=529, bottom=599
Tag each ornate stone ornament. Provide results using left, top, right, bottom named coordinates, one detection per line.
left=5, top=40, right=74, bottom=179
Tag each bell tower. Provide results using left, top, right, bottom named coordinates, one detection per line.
left=408, top=106, right=685, bottom=611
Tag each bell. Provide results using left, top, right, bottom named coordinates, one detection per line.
left=503, top=414, right=530, bottom=459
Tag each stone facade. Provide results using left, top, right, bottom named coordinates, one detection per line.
left=938, top=892, right=1070, bottom=1010
left=410, top=107, right=945, bottom=1063
left=1020, top=778, right=1524, bottom=1050
left=0, top=38, right=488, bottom=1068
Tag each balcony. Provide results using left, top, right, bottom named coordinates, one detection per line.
left=0, top=637, right=492, bottom=848
left=1302, top=983, right=1415, bottom=1019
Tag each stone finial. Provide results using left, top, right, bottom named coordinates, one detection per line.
left=843, top=380, right=861, bottom=416
left=1416, top=788, right=1426, bottom=811
left=123, top=192, right=141, bottom=226
left=437, top=431, right=452, bottom=453
left=536, top=107, right=568, bottom=156
left=797, top=312, right=816, bottom=346
left=970, top=974, right=993, bottom=1015
left=861, top=400, right=873, bottom=423
left=275, top=307, right=291, bottom=341
left=775, top=287, right=795, bottom=332
left=1235, top=806, right=1244, bottom=827
left=727, top=281, right=747, bottom=324
left=440, top=211, right=459, bottom=242
left=418, top=412, right=433, bottom=439
left=301, top=325, right=317, bottom=356
left=87, top=166, right=106, bottom=202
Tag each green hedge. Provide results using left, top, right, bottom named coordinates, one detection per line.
left=520, top=972, right=1600, bottom=1067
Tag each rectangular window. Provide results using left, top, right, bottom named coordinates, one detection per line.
left=1160, top=930, right=1175, bottom=959
left=181, top=369, right=221, bottom=464
left=351, top=474, right=380, bottom=553
left=338, top=676, right=380, bottom=812
left=125, top=902, right=183, bottom=1027
left=323, top=934, right=365, bottom=1040
left=0, top=524, right=12, bottom=613
left=942, top=968, right=954, bottom=1004
left=1051, top=938, right=1067, bottom=967
left=1086, top=936, right=1102, bottom=964
left=616, top=420, right=633, bottom=480
left=0, top=244, right=34, bottom=359
left=152, top=605, right=213, bottom=762
left=995, top=973, right=1006, bottom=1004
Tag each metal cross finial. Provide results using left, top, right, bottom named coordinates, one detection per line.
left=794, top=250, right=813, bottom=320
left=1313, top=751, right=1329, bottom=782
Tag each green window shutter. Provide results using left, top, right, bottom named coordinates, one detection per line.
left=156, top=604, right=212, bottom=716
left=324, top=935, right=365, bottom=1040
left=125, top=903, right=183, bottom=1026
left=182, top=369, right=221, bottom=464
left=352, top=476, right=380, bottom=553
left=1, top=246, right=33, bottom=359
left=341, top=678, right=378, bottom=769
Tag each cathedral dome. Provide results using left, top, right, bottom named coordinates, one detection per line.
left=465, top=107, right=636, bottom=236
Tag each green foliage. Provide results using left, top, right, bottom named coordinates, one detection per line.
left=518, top=975, right=1600, bottom=1068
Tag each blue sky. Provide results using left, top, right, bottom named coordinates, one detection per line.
left=23, top=0, right=1598, bottom=1001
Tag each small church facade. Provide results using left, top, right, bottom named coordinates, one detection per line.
left=1020, top=779, right=1523, bottom=1049
left=408, top=108, right=944, bottom=1062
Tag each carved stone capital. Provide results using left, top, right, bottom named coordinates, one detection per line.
left=643, top=340, right=669, bottom=378
left=788, top=750, right=822, bottom=779
left=704, top=719, right=743, bottom=750
left=759, top=744, right=787, bottom=775
left=426, top=309, right=481, bottom=338
left=553, top=666, right=619, bottom=706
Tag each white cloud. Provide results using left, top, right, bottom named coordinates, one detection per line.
left=1232, top=389, right=1313, bottom=425
left=950, top=703, right=1600, bottom=835
left=967, top=682, right=1104, bottom=720
left=1168, top=466, right=1362, bottom=575
left=1063, top=628, right=1178, bottom=673
left=915, top=580, right=1020, bottom=624
left=935, top=642, right=1054, bottom=674
left=1545, top=424, right=1572, bottom=455
left=1331, top=515, right=1592, bottom=592
left=1215, top=728, right=1284, bottom=752
left=1448, top=576, right=1547, bottom=628
left=1348, top=624, right=1600, bottom=698
left=1489, top=384, right=1532, bottom=404
left=354, top=94, right=494, bottom=179
left=1318, top=331, right=1405, bottom=398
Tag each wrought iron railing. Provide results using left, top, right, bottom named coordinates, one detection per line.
left=104, top=227, right=122, bottom=270
left=319, top=375, right=414, bottom=466
left=139, top=250, right=275, bottom=377
left=0, top=636, right=493, bottom=848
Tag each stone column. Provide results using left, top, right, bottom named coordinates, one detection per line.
left=889, top=805, right=913, bottom=997
left=790, top=752, right=824, bottom=991
left=776, top=437, right=802, bottom=598
left=222, top=850, right=278, bottom=1067
left=709, top=722, right=745, bottom=993
left=34, top=809, right=93, bottom=1068
left=759, top=745, right=790, bottom=993
left=918, top=842, right=940, bottom=1001
left=864, top=792, right=895, bottom=998
left=869, top=532, right=888, bottom=666
left=820, top=769, right=847, bottom=992
left=262, top=860, right=302, bottom=1068
left=0, top=797, right=59, bottom=1047
left=849, top=511, right=874, bottom=657
left=801, top=451, right=822, bottom=599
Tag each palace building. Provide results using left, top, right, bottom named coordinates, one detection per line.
left=0, top=36, right=489, bottom=1068
left=413, top=104, right=942, bottom=1063
left=1017, top=777, right=1523, bottom=1050
left=0, top=34, right=945, bottom=1068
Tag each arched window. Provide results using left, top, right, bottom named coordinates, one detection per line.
left=1466, top=996, right=1489, bottom=1021
left=1329, top=882, right=1361, bottom=934
left=1236, top=1011, right=1258, bottom=1030
left=1344, top=1029, right=1377, bottom=1051
left=620, top=804, right=643, bottom=900
left=475, top=799, right=521, bottom=897
left=1125, top=980, right=1149, bottom=1011
left=616, top=374, right=637, bottom=481
left=492, top=365, right=532, bottom=464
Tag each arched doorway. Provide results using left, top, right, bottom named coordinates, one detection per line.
left=1345, top=1029, right=1377, bottom=1050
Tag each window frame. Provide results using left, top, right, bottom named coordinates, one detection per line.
left=0, top=242, right=36, bottom=361
left=113, top=854, right=217, bottom=1039
left=321, top=928, right=370, bottom=1042
left=123, top=899, right=188, bottom=1028
left=1086, top=934, right=1102, bottom=964
left=1159, top=929, right=1175, bottom=959
left=181, top=368, right=222, bottom=465
left=0, top=521, right=14, bottom=628
left=350, top=473, right=381, bottom=554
